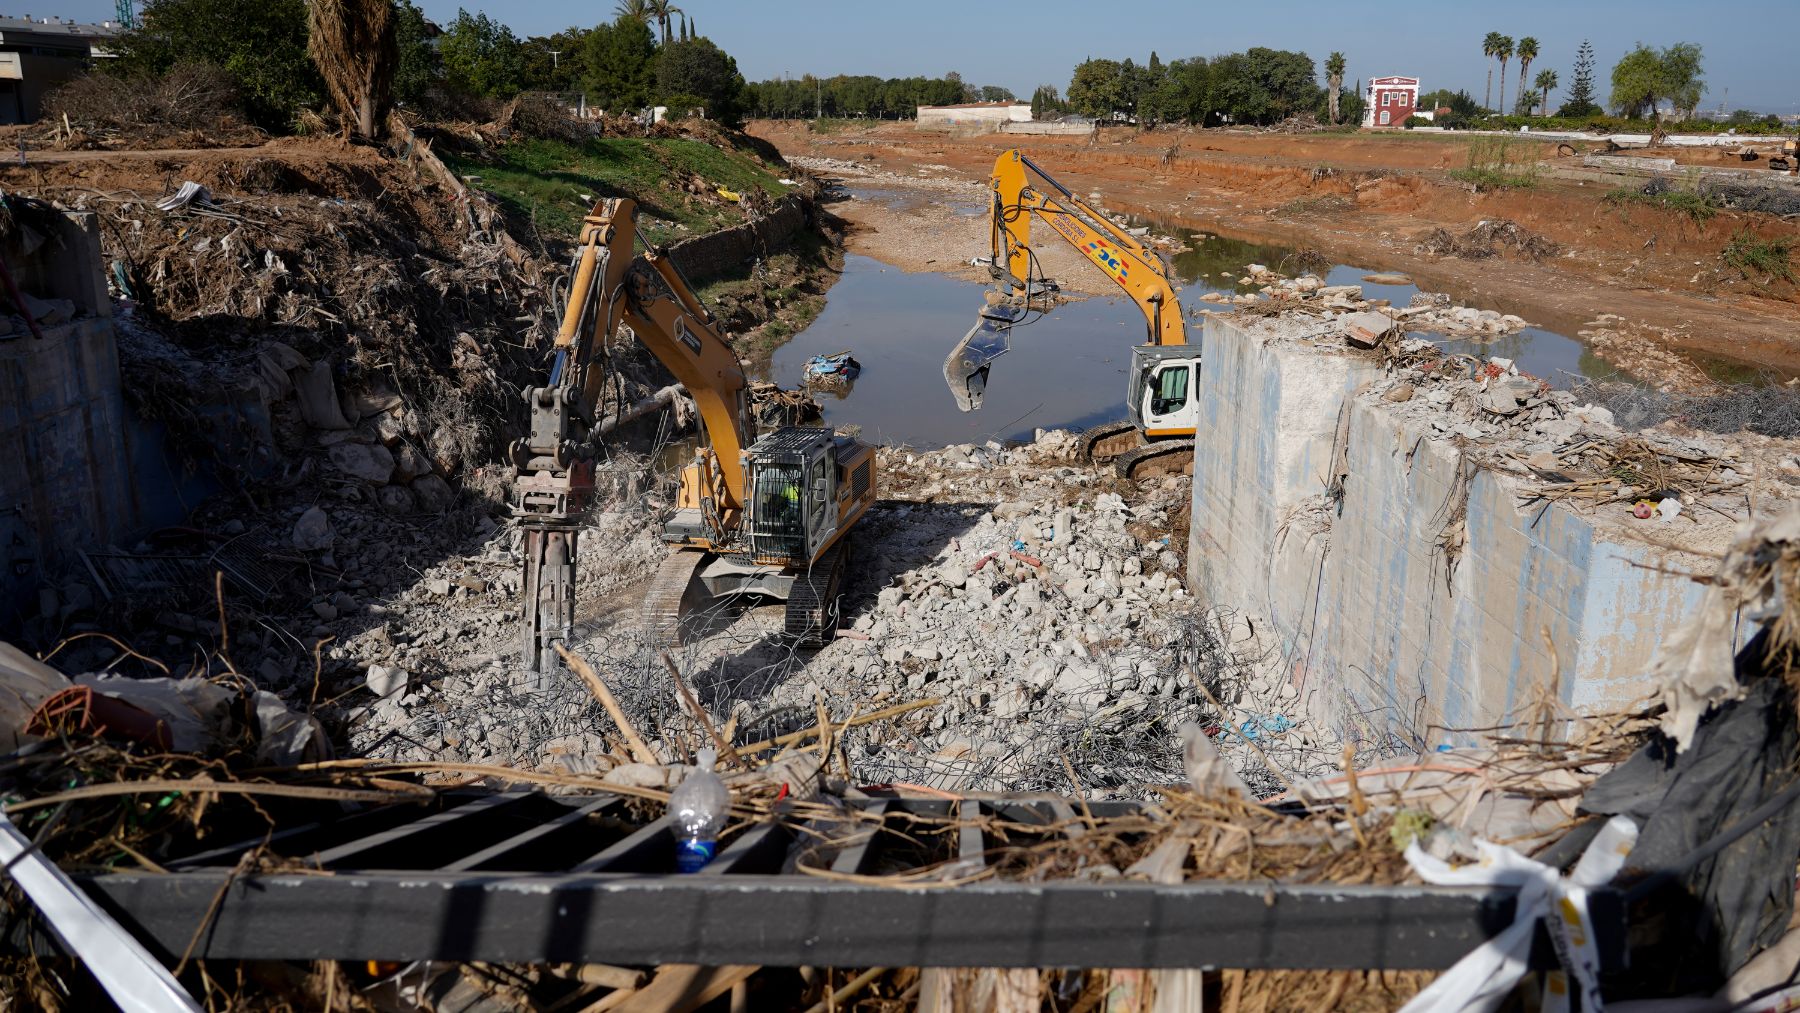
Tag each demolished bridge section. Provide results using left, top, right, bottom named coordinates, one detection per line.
left=1187, top=313, right=1744, bottom=746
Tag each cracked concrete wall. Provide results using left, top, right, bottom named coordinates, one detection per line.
left=0, top=212, right=136, bottom=619
left=1189, top=314, right=1712, bottom=748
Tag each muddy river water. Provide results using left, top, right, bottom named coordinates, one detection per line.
left=767, top=202, right=1620, bottom=449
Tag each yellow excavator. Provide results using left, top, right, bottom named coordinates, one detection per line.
left=513, top=198, right=877, bottom=673
left=944, top=149, right=1199, bottom=479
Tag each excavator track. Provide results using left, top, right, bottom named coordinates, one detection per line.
left=1079, top=420, right=1145, bottom=464
left=643, top=549, right=709, bottom=648
left=1114, top=439, right=1196, bottom=480
left=784, top=536, right=848, bottom=645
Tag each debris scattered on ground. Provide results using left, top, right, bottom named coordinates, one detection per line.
left=1577, top=314, right=1724, bottom=394
left=339, top=430, right=1339, bottom=798
left=1195, top=263, right=1532, bottom=339
left=1414, top=219, right=1562, bottom=262
left=1351, top=340, right=1793, bottom=539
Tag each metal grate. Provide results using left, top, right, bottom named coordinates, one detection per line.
left=748, top=426, right=825, bottom=461
left=850, top=459, right=871, bottom=499
left=81, top=533, right=295, bottom=603
left=67, top=790, right=1619, bottom=970
left=747, top=461, right=806, bottom=560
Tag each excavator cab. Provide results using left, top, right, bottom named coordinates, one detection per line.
left=1129, top=345, right=1204, bottom=439
left=744, top=427, right=839, bottom=563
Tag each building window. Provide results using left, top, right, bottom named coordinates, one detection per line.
left=1380, top=110, right=1391, bottom=125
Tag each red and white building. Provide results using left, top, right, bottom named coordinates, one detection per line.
left=1362, top=76, right=1420, bottom=128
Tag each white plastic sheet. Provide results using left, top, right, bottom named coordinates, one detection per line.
left=1398, top=815, right=1639, bottom=1013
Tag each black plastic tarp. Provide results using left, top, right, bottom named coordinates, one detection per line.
left=1580, top=631, right=1800, bottom=994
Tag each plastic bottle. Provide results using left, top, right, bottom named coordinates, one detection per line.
left=668, top=748, right=730, bottom=873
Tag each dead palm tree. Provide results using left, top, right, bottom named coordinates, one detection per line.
left=308, top=0, right=396, bottom=139
left=647, top=0, right=683, bottom=45
left=1482, top=32, right=1503, bottom=111
left=1325, top=52, right=1346, bottom=124
left=1535, top=68, right=1558, bottom=116
left=1515, top=37, right=1538, bottom=115
left=1495, top=36, right=1514, bottom=116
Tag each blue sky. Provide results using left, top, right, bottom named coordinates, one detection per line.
left=66, top=0, right=1798, bottom=112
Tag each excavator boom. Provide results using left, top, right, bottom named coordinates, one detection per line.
left=513, top=198, right=753, bottom=673
left=947, top=149, right=1186, bottom=411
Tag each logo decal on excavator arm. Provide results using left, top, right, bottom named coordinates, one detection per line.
left=675, top=316, right=702, bottom=355
left=1086, top=241, right=1129, bottom=280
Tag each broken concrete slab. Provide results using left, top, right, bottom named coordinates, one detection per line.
left=327, top=442, right=396, bottom=484
left=294, top=361, right=353, bottom=430
left=290, top=506, right=335, bottom=552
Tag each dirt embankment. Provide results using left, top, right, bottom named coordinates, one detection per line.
left=751, top=120, right=1800, bottom=379
left=3, top=129, right=840, bottom=707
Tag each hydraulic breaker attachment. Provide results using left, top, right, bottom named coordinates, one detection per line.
left=512, top=380, right=594, bottom=675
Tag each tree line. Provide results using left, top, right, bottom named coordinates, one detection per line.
left=739, top=74, right=1008, bottom=120
left=1060, top=49, right=1364, bottom=128
left=95, top=0, right=752, bottom=130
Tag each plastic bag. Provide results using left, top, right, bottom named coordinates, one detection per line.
left=1398, top=815, right=1639, bottom=1013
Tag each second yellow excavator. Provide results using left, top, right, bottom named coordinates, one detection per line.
left=513, top=198, right=877, bottom=673
left=944, top=149, right=1199, bottom=479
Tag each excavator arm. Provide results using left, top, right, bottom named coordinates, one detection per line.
left=946, top=149, right=1186, bottom=411
left=513, top=197, right=752, bottom=672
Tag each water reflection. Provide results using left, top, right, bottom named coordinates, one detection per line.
left=762, top=216, right=1631, bottom=448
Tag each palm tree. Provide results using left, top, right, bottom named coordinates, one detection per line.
left=614, top=0, right=651, bottom=23
left=647, top=0, right=682, bottom=45
left=1535, top=68, right=1558, bottom=116
left=1495, top=36, right=1514, bottom=116
left=1325, top=52, right=1346, bottom=124
left=1482, top=32, right=1503, bottom=111
left=1515, top=37, right=1538, bottom=116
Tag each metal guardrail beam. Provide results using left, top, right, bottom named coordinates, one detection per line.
left=57, top=791, right=1624, bottom=971
left=83, top=871, right=1539, bottom=970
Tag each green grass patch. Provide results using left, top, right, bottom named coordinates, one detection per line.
left=1448, top=137, right=1540, bottom=190
left=809, top=117, right=865, bottom=135
left=1603, top=185, right=1722, bottom=224
left=441, top=136, right=785, bottom=245
left=1723, top=229, right=1797, bottom=286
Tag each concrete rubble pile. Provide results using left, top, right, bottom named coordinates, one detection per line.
left=1197, top=263, right=1531, bottom=338
left=1361, top=338, right=1789, bottom=526
left=340, top=430, right=1340, bottom=798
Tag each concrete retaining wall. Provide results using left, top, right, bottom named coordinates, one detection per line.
left=1000, top=121, right=1096, bottom=137
left=0, top=212, right=137, bottom=618
left=1188, top=315, right=1712, bottom=747
left=664, top=193, right=811, bottom=281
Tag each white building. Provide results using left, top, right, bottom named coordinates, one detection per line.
left=916, top=101, right=1032, bottom=129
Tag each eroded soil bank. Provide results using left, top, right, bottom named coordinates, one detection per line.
left=752, top=120, right=1800, bottom=389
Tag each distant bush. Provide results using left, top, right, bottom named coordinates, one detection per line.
left=660, top=93, right=708, bottom=119
left=1442, top=112, right=1792, bottom=136
left=108, top=0, right=321, bottom=131
left=46, top=63, right=248, bottom=134
left=1403, top=115, right=1432, bottom=129
left=1604, top=177, right=1723, bottom=224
